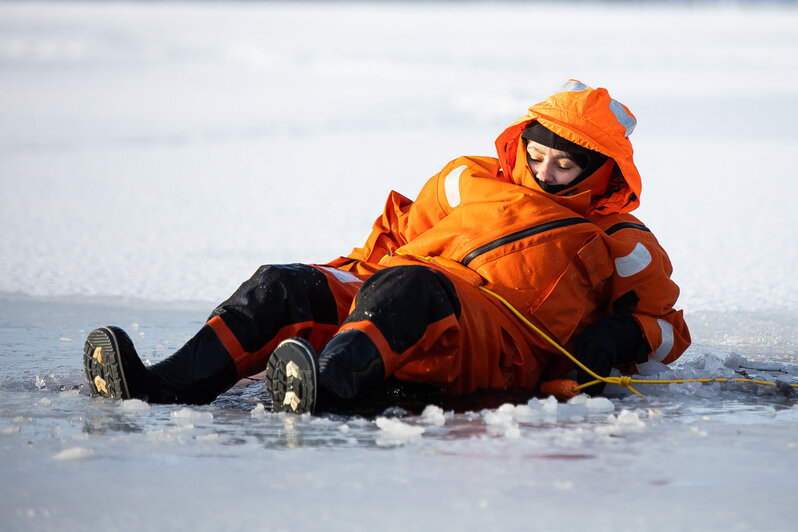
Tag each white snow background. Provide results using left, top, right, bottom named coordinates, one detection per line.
left=2, top=1, right=798, bottom=531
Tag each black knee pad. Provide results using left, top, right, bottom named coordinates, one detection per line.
left=210, top=264, right=338, bottom=352
left=345, top=265, right=461, bottom=354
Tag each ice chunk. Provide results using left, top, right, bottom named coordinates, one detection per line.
left=636, top=360, right=670, bottom=376
left=559, top=396, right=590, bottom=419
left=668, top=381, right=704, bottom=396
left=526, top=397, right=543, bottom=410
left=512, top=404, right=542, bottom=423
left=421, top=404, right=446, bottom=427
left=348, top=417, right=370, bottom=427
left=171, top=407, right=213, bottom=424
left=36, top=397, right=52, bottom=407
left=541, top=396, right=559, bottom=415
left=585, top=397, right=615, bottom=413
left=497, top=403, right=515, bottom=413
left=504, top=424, right=521, bottom=439
left=483, top=408, right=513, bottom=426
left=250, top=403, right=268, bottom=417
left=53, top=447, right=93, bottom=461
left=119, top=399, right=149, bottom=412
left=483, top=406, right=522, bottom=437
left=375, top=417, right=424, bottom=445
left=146, top=424, right=197, bottom=443
left=703, top=353, right=735, bottom=377
left=596, top=409, right=646, bottom=436
left=724, top=352, right=747, bottom=370
left=376, top=417, right=424, bottom=437
left=310, top=417, right=337, bottom=426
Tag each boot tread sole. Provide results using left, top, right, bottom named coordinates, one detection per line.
left=83, top=327, right=131, bottom=399
left=265, top=338, right=317, bottom=414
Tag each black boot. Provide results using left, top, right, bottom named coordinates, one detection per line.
left=265, top=337, right=319, bottom=414
left=264, top=332, right=386, bottom=414
left=84, top=325, right=239, bottom=404
left=317, top=330, right=385, bottom=406
left=146, top=325, right=239, bottom=405
left=83, top=326, right=150, bottom=400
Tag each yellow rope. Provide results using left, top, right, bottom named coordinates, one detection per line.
left=477, top=285, right=798, bottom=397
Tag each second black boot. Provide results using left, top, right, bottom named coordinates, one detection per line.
left=316, top=330, right=386, bottom=407
left=265, top=337, right=319, bottom=414
left=264, top=331, right=386, bottom=414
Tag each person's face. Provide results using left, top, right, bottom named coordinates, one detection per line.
left=526, top=140, right=583, bottom=187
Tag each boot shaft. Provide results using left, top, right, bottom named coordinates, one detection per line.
left=147, top=325, right=238, bottom=404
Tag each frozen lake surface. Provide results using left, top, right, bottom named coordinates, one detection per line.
left=3, top=294, right=798, bottom=531
left=2, top=1, right=798, bottom=530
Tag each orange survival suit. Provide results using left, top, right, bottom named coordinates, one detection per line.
left=323, top=81, right=691, bottom=395
left=189, top=81, right=690, bottom=407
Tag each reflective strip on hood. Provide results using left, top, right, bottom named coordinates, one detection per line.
left=557, top=79, right=636, bottom=138
left=557, top=80, right=589, bottom=93
left=609, top=99, right=636, bottom=138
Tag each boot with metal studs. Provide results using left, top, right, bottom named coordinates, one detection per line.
left=83, top=326, right=150, bottom=400
left=265, top=337, right=318, bottom=414
left=84, top=324, right=239, bottom=404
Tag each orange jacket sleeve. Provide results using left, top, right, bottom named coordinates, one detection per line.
left=597, top=216, right=691, bottom=365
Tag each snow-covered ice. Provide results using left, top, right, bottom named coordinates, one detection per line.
left=2, top=1, right=798, bottom=531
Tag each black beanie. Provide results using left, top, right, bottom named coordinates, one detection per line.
left=521, top=122, right=608, bottom=193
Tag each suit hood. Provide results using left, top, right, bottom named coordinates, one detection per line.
left=495, top=80, right=642, bottom=214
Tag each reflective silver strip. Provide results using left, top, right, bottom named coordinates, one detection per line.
left=614, top=242, right=651, bottom=278
left=318, top=266, right=361, bottom=284
left=557, top=80, right=588, bottom=93
left=555, top=81, right=636, bottom=137
left=444, top=165, right=467, bottom=208
left=609, top=99, right=636, bottom=138
left=652, top=319, right=674, bottom=362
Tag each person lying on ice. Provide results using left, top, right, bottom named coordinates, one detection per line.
left=83, top=80, right=691, bottom=414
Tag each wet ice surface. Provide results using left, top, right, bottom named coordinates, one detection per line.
left=3, top=1, right=798, bottom=530
left=2, top=296, right=798, bottom=531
